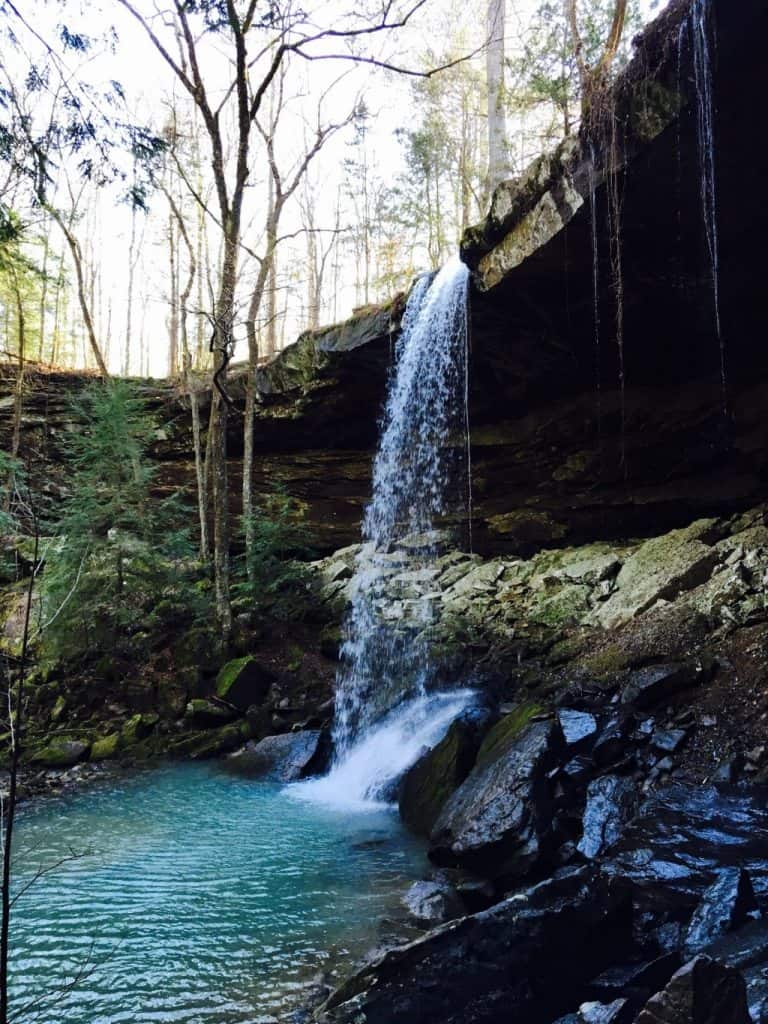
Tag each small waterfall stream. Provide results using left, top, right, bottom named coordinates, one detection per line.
left=295, top=256, right=475, bottom=810
left=687, top=0, right=726, bottom=408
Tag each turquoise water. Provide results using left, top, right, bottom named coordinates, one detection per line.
left=10, top=762, right=427, bottom=1023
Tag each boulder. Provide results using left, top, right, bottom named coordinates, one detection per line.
left=621, top=664, right=703, bottom=711
left=185, top=698, right=239, bottom=728
left=684, top=869, right=759, bottom=958
left=589, top=956, right=682, bottom=1007
left=578, top=1001, right=631, bottom=1023
left=321, top=866, right=632, bottom=1024
left=559, top=709, right=599, bottom=750
left=121, top=713, right=157, bottom=745
left=594, top=522, right=721, bottom=630
left=578, top=776, right=639, bottom=860
left=226, top=730, right=326, bottom=781
left=593, top=717, right=633, bottom=766
left=169, top=721, right=250, bottom=759
left=635, top=956, right=751, bottom=1024
left=401, top=877, right=464, bottom=928
left=90, top=732, right=120, bottom=760
left=702, top=919, right=768, bottom=972
left=215, top=656, right=274, bottom=711
left=429, top=711, right=562, bottom=880
left=399, top=704, right=496, bottom=837
left=31, top=738, right=89, bottom=768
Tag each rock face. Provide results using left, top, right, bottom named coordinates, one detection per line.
left=5, top=7, right=768, bottom=562
left=635, top=957, right=752, bottom=1024
left=429, top=713, right=561, bottom=880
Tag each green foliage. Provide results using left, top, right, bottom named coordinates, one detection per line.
left=39, top=381, right=202, bottom=661
left=510, top=0, right=643, bottom=142
left=234, top=489, right=313, bottom=621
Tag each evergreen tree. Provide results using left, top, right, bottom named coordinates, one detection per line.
left=40, top=381, right=196, bottom=661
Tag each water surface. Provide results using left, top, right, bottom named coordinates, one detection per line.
left=11, top=762, right=427, bottom=1023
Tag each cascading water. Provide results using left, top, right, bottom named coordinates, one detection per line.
left=294, top=256, right=475, bottom=810
left=689, top=0, right=726, bottom=409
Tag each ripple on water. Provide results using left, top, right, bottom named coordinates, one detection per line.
left=11, top=762, right=427, bottom=1023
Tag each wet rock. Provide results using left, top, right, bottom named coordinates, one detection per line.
left=215, top=656, right=274, bottom=711
left=578, top=776, right=639, bottom=860
left=621, top=663, right=702, bottom=711
left=577, top=1000, right=632, bottom=1023
left=429, top=713, right=561, bottom=880
left=401, top=877, right=464, bottom=928
left=399, top=704, right=496, bottom=837
left=743, top=964, right=768, bottom=1024
left=559, top=709, right=599, bottom=749
left=635, top=956, right=751, bottom=1024
left=562, top=755, right=595, bottom=789
left=226, top=730, right=326, bottom=781
left=589, top=955, right=682, bottom=1005
left=553, top=1003, right=632, bottom=1024
left=652, top=729, right=689, bottom=755
left=684, top=868, right=759, bottom=957
left=702, top=919, right=768, bottom=972
left=321, top=866, right=632, bottom=1024
left=593, top=717, right=632, bottom=766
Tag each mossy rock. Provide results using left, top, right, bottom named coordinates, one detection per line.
left=90, top=732, right=121, bottom=760
left=169, top=722, right=250, bottom=760
left=580, top=643, right=640, bottom=682
left=121, top=713, right=157, bottom=746
left=31, top=738, right=89, bottom=768
left=215, top=656, right=273, bottom=711
left=528, top=584, right=591, bottom=629
left=50, top=695, right=67, bottom=724
left=320, top=625, right=342, bottom=660
left=185, top=699, right=238, bottom=728
left=475, top=703, right=543, bottom=769
left=399, top=708, right=496, bottom=837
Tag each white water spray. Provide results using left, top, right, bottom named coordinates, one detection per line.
left=295, top=257, right=473, bottom=810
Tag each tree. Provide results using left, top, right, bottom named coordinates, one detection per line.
left=0, top=3, right=165, bottom=378
left=486, top=0, right=507, bottom=195
left=0, top=453, right=38, bottom=1024
left=116, top=0, right=471, bottom=640
left=566, top=0, right=632, bottom=118
left=39, top=382, right=194, bottom=662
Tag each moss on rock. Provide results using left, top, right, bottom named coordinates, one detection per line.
left=476, top=703, right=543, bottom=769
left=90, top=732, right=121, bottom=760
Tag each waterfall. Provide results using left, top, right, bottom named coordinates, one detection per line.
left=690, top=0, right=726, bottom=409
left=293, top=256, right=475, bottom=810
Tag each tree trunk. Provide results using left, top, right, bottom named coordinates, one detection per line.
left=486, top=0, right=507, bottom=196
left=48, top=207, right=109, bottom=376
left=37, top=233, right=49, bottom=361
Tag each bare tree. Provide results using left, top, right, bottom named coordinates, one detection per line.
left=486, top=0, right=507, bottom=195
left=116, top=0, right=468, bottom=637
